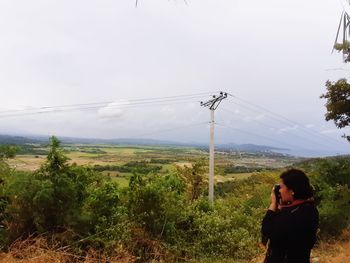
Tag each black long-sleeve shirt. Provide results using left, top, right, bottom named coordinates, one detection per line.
left=261, top=201, right=319, bottom=263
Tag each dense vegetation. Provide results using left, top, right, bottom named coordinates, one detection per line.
left=0, top=137, right=349, bottom=262
left=222, top=165, right=269, bottom=174
left=93, top=161, right=162, bottom=174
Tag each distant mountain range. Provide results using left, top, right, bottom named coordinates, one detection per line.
left=0, top=134, right=288, bottom=154
left=0, top=135, right=193, bottom=147
left=0, top=135, right=43, bottom=145
left=215, top=143, right=287, bottom=152
left=3, top=134, right=348, bottom=157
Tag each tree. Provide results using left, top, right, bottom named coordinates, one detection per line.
left=3, top=136, right=102, bottom=240
left=176, top=160, right=207, bottom=201
left=320, top=79, right=350, bottom=141
left=0, top=145, right=19, bottom=160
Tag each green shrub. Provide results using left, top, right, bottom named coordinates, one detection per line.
left=188, top=196, right=263, bottom=260
left=83, top=181, right=130, bottom=250
left=314, top=183, right=350, bottom=238
left=1, top=137, right=103, bottom=243
left=128, top=172, right=186, bottom=242
left=0, top=139, right=349, bottom=262
left=93, top=161, right=162, bottom=174
left=299, top=157, right=350, bottom=239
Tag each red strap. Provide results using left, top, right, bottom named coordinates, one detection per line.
left=279, top=199, right=307, bottom=209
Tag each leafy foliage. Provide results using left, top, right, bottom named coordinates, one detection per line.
left=93, top=161, right=162, bottom=174
left=128, top=172, right=186, bottom=241
left=1, top=137, right=103, bottom=245
left=176, top=160, right=207, bottom=201
left=0, top=145, right=20, bottom=160
left=0, top=138, right=349, bottom=262
left=223, top=165, right=266, bottom=174
left=298, top=157, right=350, bottom=238
left=83, top=180, right=130, bottom=250
left=321, top=79, right=350, bottom=141
left=0, top=144, right=20, bottom=247
left=333, top=41, right=350, bottom=52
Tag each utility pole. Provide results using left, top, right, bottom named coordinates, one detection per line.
left=200, top=92, right=227, bottom=204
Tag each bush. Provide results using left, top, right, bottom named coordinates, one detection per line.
left=0, top=139, right=349, bottom=262
left=93, top=161, right=162, bottom=174
left=1, top=137, right=104, bottom=244
left=298, top=157, right=350, bottom=239
left=187, top=196, right=264, bottom=260
left=314, top=183, right=350, bottom=238
left=128, top=172, right=186, bottom=241
left=0, top=145, right=20, bottom=159
left=83, top=181, right=130, bottom=250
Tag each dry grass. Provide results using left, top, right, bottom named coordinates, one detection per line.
left=1, top=230, right=350, bottom=263
left=237, top=228, right=350, bottom=263
left=311, top=228, right=350, bottom=263
left=0, top=237, right=135, bottom=263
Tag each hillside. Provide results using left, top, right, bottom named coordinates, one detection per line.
left=0, top=137, right=349, bottom=262
left=0, top=134, right=289, bottom=156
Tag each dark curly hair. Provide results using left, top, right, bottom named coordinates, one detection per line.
left=280, top=169, right=313, bottom=200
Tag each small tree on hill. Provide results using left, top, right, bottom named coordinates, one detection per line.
left=3, top=136, right=102, bottom=241
left=176, top=160, right=207, bottom=201
left=0, top=145, right=20, bottom=160
left=321, top=79, right=350, bottom=142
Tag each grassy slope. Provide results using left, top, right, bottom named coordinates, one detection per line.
left=2, top=147, right=349, bottom=262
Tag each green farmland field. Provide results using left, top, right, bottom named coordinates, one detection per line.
left=7, top=144, right=302, bottom=188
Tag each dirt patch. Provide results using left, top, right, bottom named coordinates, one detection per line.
left=174, top=162, right=192, bottom=168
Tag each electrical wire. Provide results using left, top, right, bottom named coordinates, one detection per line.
left=225, top=94, right=348, bottom=148
left=0, top=101, right=203, bottom=119
left=2, top=90, right=345, bottom=153
left=0, top=93, right=215, bottom=118
left=215, top=122, right=311, bottom=152
left=0, top=91, right=217, bottom=115
left=219, top=107, right=342, bottom=151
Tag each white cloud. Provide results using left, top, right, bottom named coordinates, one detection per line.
left=243, top=116, right=252, bottom=122
left=320, top=128, right=340, bottom=134
left=97, top=100, right=130, bottom=119
left=277, top=125, right=298, bottom=134
left=0, top=0, right=349, bottom=154
left=160, top=105, right=176, bottom=115
left=305, top=124, right=314, bottom=128
left=242, top=113, right=265, bottom=122
left=254, top=114, right=265, bottom=120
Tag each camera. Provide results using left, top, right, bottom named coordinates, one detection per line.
left=274, top=184, right=281, bottom=204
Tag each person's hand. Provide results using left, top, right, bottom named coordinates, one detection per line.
left=268, top=187, right=278, bottom=212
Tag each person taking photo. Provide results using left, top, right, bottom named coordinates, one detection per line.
left=261, top=169, right=319, bottom=263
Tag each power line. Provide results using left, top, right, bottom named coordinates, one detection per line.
left=215, top=122, right=311, bottom=152
left=228, top=95, right=342, bottom=144
left=0, top=93, right=214, bottom=118
left=0, top=100, right=200, bottom=118
left=226, top=94, right=348, bottom=148
left=219, top=107, right=342, bottom=151
left=0, top=92, right=215, bottom=113
left=1, top=91, right=217, bottom=114
left=200, top=92, right=228, bottom=204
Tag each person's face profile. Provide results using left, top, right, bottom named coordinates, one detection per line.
left=279, top=181, right=294, bottom=204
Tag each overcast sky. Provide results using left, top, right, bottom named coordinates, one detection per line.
left=0, top=0, right=349, bottom=156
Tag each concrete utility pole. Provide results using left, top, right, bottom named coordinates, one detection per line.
left=200, top=92, right=227, bottom=204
